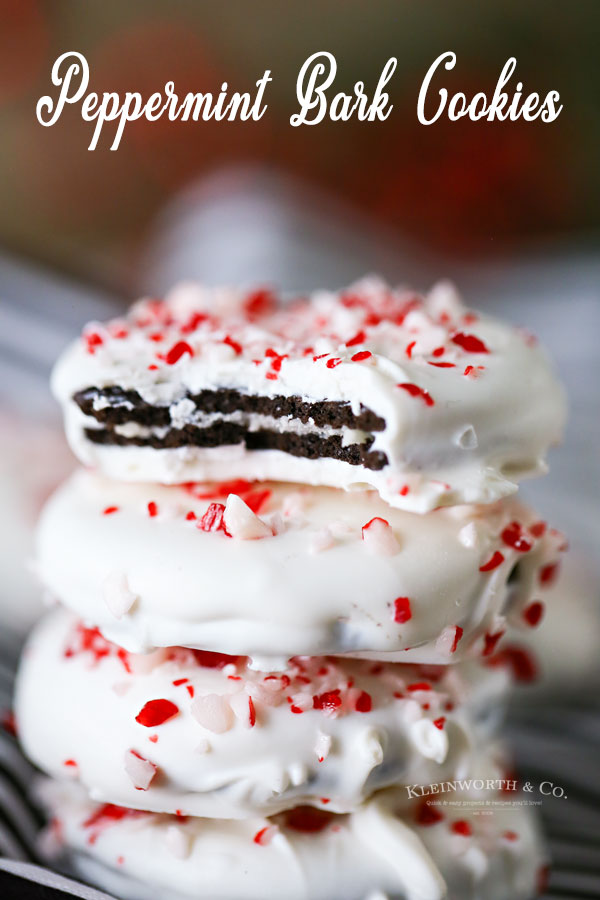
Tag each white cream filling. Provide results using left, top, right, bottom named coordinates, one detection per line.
left=104, top=409, right=373, bottom=447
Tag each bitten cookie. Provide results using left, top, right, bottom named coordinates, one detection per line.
left=51, top=278, right=565, bottom=512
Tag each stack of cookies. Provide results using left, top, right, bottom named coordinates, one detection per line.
left=15, top=278, right=566, bottom=900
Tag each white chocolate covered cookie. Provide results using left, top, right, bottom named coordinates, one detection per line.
left=35, top=470, right=564, bottom=664
left=39, top=759, right=545, bottom=900
left=16, top=609, right=510, bottom=819
left=51, top=278, right=565, bottom=512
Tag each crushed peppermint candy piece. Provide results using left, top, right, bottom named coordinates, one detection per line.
left=223, top=494, right=272, bottom=540
left=124, top=749, right=156, bottom=790
left=314, top=732, right=332, bottom=762
left=393, top=596, right=412, bottom=624
left=165, top=824, right=191, bottom=859
left=135, top=699, right=179, bottom=728
left=191, top=693, right=234, bottom=733
left=102, top=571, right=137, bottom=619
left=361, top=517, right=400, bottom=556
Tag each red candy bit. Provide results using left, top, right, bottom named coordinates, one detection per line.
left=393, top=596, right=412, bottom=624
left=407, top=682, right=432, bottom=692
left=522, top=601, right=545, bottom=627
left=362, top=516, right=389, bottom=534
left=399, top=485, right=410, bottom=496
left=102, top=506, right=119, bottom=516
left=451, top=332, right=489, bottom=354
left=194, top=479, right=254, bottom=500
left=529, top=521, right=547, bottom=538
left=463, top=364, right=485, bottom=378
left=180, top=311, right=208, bottom=334
left=165, top=341, right=194, bottom=365
left=451, top=820, right=472, bottom=837
left=503, top=830, right=519, bottom=841
left=284, top=806, right=334, bottom=833
left=244, top=288, right=276, bottom=321
left=355, top=691, right=372, bottom=713
left=539, top=562, right=560, bottom=586
left=83, top=803, right=138, bottom=830
left=135, top=699, right=179, bottom=728
left=63, top=759, right=77, bottom=768
left=346, top=329, right=366, bottom=347
left=223, top=335, right=242, bottom=355
left=487, top=643, right=538, bottom=683
left=482, top=630, right=505, bottom=657
left=326, top=357, right=342, bottom=369
left=148, top=332, right=164, bottom=343
left=248, top=697, right=256, bottom=727
left=242, top=489, right=271, bottom=515
left=501, top=522, right=532, bottom=553
left=405, top=340, right=416, bottom=359
left=450, top=625, right=464, bottom=653
left=172, top=678, right=188, bottom=687
left=199, top=502, right=230, bottom=536
left=147, top=501, right=158, bottom=518
left=433, top=717, right=446, bottom=730
left=432, top=346, right=445, bottom=358
left=192, top=649, right=244, bottom=669
left=253, top=825, right=277, bottom=846
left=185, top=511, right=196, bottom=521
left=289, top=705, right=304, bottom=714
left=479, top=551, right=505, bottom=572
left=351, top=350, right=372, bottom=362
left=313, top=690, right=342, bottom=714
left=428, top=361, right=455, bottom=368
left=148, top=364, right=159, bottom=371
left=148, top=735, right=158, bottom=744
left=186, top=685, right=195, bottom=698
left=415, top=799, right=444, bottom=826
left=84, top=331, right=104, bottom=354
left=397, top=382, right=435, bottom=407
left=313, top=353, right=330, bottom=361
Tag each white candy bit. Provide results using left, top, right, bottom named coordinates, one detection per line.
left=195, top=738, right=211, bottom=754
left=357, top=728, right=384, bottom=768
left=262, top=511, right=284, bottom=535
left=435, top=625, right=460, bottom=657
left=191, top=693, right=234, bottom=733
left=288, top=762, right=308, bottom=786
left=361, top=517, right=400, bottom=556
left=282, top=492, right=307, bottom=519
left=254, top=824, right=278, bottom=846
left=165, top=824, right=191, bottom=859
left=454, top=425, right=478, bottom=450
left=124, top=749, right=156, bottom=790
left=409, top=719, right=448, bottom=764
left=223, top=494, right=272, bottom=540
left=458, top=522, right=480, bottom=549
left=229, top=691, right=256, bottom=727
left=290, top=692, right=313, bottom=712
left=129, top=647, right=169, bottom=676
left=102, top=571, right=137, bottom=618
left=309, top=527, right=335, bottom=554
left=329, top=519, right=356, bottom=538
left=315, top=731, right=332, bottom=762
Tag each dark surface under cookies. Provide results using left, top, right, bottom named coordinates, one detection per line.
left=75, top=385, right=389, bottom=470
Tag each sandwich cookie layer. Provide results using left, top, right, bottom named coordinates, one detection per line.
left=35, top=471, right=564, bottom=664
left=16, top=609, right=510, bottom=819
left=51, top=278, right=565, bottom=512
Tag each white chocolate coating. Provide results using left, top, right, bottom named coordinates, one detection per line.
left=40, top=762, right=545, bottom=900
left=16, top=610, right=511, bottom=819
left=35, top=469, right=564, bottom=663
left=51, top=278, right=565, bottom=513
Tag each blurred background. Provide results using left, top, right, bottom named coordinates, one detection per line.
left=0, top=3, right=599, bottom=895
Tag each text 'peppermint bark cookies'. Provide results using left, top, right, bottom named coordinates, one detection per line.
left=35, top=470, right=564, bottom=663
left=51, top=279, right=565, bottom=512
